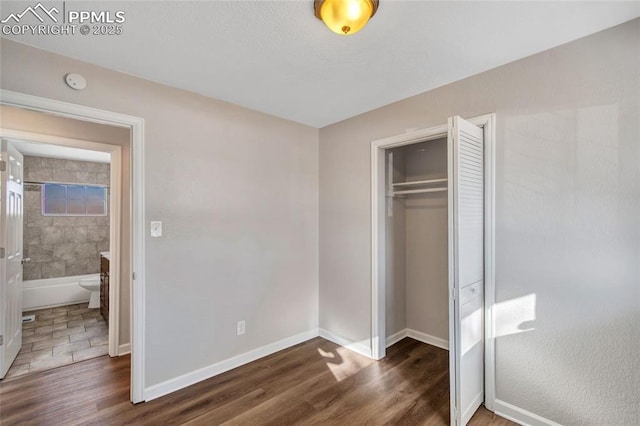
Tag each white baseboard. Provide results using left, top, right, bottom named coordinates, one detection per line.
left=386, top=329, right=408, bottom=347
left=318, top=328, right=372, bottom=358
left=493, top=399, right=561, bottom=426
left=118, top=343, right=131, bottom=356
left=386, top=328, right=449, bottom=351
left=407, top=329, right=449, bottom=350
left=144, top=328, right=319, bottom=401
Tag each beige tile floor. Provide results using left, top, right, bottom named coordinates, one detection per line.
left=4, top=303, right=108, bottom=380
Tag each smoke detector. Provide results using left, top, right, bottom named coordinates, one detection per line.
left=65, top=73, right=87, bottom=90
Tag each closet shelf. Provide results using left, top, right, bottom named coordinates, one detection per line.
left=391, top=178, right=448, bottom=196
left=393, top=187, right=448, bottom=196
left=392, top=178, right=448, bottom=187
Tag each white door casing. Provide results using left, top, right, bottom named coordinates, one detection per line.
left=448, top=116, right=485, bottom=425
left=0, top=89, right=146, bottom=403
left=0, top=139, right=24, bottom=379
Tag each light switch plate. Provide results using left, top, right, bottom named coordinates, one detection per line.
left=150, top=221, right=162, bottom=237
left=237, top=320, right=246, bottom=336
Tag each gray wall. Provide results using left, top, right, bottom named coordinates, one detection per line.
left=1, top=105, right=132, bottom=347
left=404, top=139, right=449, bottom=341
left=1, top=104, right=131, bottom=143
left=0, top=38, right=319, bottom=388
left=23, top=156, right=110, bottom=280
left=319, top=19, right=639, bottom=425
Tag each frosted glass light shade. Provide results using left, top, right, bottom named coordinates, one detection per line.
left=315, top=0, right=378, bottom=35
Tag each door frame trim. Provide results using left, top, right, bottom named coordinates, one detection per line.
left=0, top=129, right=123, bottom=359
left=0, top=89, right=146, bottom=403
left=369, top=113, right=496, bottom=412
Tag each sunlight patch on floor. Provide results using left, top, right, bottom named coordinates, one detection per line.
left=318, top=346, right=375, bottom=382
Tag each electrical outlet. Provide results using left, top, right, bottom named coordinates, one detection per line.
left=236, top=320, right=245, bottom=336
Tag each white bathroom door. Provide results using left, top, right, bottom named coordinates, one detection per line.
left=0, top=139, right=24, bottom=379
left=448, top=116, right=484, bottom=425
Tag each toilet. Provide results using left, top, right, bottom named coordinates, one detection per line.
left=79, top=276, right=101, bottom=309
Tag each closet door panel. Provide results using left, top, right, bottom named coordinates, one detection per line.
left=449, top=116, right=484, bottom=426
left=457, top=126, right=484, bottom=288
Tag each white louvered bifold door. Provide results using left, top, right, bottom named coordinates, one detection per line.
left=448, top=117, right=484, bottom=425
left=0, top=139, right=23, bottom=379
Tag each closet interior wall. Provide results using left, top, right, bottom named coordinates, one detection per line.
left=385, top=137, right=450, bottom=343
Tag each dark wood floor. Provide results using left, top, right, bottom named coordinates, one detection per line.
left=0, top=337, right=514, bottom=425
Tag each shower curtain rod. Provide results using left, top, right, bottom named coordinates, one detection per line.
left=24, top=180, right=110, bottom=188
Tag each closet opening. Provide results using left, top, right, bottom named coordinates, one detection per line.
left=385, top=137, right=449, bottom=350
left=371, top=114, right=496, bottom=426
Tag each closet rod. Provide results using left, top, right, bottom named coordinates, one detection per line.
left=392, top=178, right=448, bottom=187
left=394, top=187, right=448, bottom=196
left=24, top=180, right=110, bottom=188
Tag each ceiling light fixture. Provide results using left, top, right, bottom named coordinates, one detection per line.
left=314, top=0, right=379, bottom=36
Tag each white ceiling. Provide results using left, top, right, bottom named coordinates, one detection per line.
left=2, top=1, right=639, bottom=127
left=10, top=140, right=111, bottom=164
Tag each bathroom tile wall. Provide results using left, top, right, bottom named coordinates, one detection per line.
left=23, top=156, right=110, bottom=280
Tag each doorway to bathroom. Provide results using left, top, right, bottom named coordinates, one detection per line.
left=0, top=90, right=145, bottom=403
left=0, top=106, right=130, bottom=381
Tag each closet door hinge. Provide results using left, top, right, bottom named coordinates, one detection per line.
left=0, top=160, right=6, bottom=172
left=132, top=272, right=136, bottom=281
left=0, top=335, right=3, bottom=346
left=0, top=247, right=5, bottom=259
